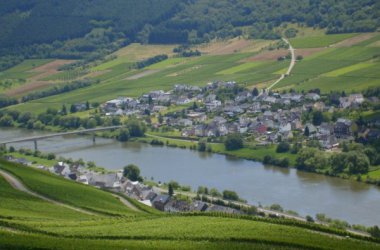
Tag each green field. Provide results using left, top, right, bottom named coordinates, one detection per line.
left=8, top=50, right=286, bottom=114
left=2, top=33, right=380, bottom=114
left=275, top=33, right=380, bottom=92
left=290, top=33, right=357, bottom=48
left=0, top=59, right=52, bottom=81
left=0, top=159, right=137, bottom=216
left=1, top=160, right=379, bottom=249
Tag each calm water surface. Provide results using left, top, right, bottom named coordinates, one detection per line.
left=1, top=127, right=380, bottom=226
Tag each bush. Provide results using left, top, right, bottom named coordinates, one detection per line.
left=224, top=134, right=243, bottom=151
left=276, top=142, right=290, bottom=153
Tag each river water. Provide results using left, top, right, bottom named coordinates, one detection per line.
left=1, top=127, right=380, bottom=226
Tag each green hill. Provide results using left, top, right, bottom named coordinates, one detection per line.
left=0, top=160, right=379, bottom=249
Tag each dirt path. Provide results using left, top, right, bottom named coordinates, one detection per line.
left=110, top=193, right=140, bottom=212
left=0, top=169, right=96, bottom=216
left=125, top=69, right=160, bottom=80
left=265, top=38, right=295, bottom=92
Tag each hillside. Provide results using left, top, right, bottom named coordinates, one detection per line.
left=1, top=160, right=379, bottom=249
left=0, top=0, right=378, bottom=72
left=2, top=32, right=379, bottom=114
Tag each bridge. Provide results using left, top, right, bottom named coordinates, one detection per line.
left=0, top=126, right=123, bottom=151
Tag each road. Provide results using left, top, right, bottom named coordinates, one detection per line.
left=157, top=187, right=370, bottom=237
left=110, top=193, right=140, bottom=212
left=265, top=38, right=296, bottom=92
left=0, top=169, right=98, bottom=215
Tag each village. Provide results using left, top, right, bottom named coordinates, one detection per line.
left=4, top=154, right=256, bottom=215
left=99, top=81, right=378, bottom=150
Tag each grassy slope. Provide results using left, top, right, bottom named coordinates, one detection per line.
left=3, top=32, right=380, bottom=114
left=0, top=160, right=378, bottom=249
left=275, top=33, right=380, bottom=93
left=0, top=159, right=137, bottom=216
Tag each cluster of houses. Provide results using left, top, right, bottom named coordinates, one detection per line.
left=101, top=81, right=378, bottom=150
left=4, top=156, right=244, bottom=214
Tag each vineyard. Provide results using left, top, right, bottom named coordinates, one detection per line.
left=1, top=160, right=379, bottom=249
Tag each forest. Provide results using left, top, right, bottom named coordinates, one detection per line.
left=0, top=0, right=378, bottom=70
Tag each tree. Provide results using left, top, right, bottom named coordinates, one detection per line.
left=86, top=101, right=90, bottom=110
left=224, top=134, right=243, bottom=151
left=126, top=119, right=146, bottom=137
left=276, top=142, right=290, bottom=153
left=296, top=148, right=327, bottom=172
left=117, top=128, right=130, bottom=142
left=312, top=111, right=323, bottom=126
left=192, top=101, right=198, bottom=110
left=329, top=153, right=347, bottom=174
left=223, top=190, right=239, bottom=201
left=252, top=87, right=259, bottom=97
left=368, top=225, right=380, bottom=238
left=168, top=183, right=174, bottom=196
left=70, top=104, right=77, bottom=113
left=61, top=104, right=67, bottom=115
left=209, top=188, right=222, bottom=197
left=0, top=115, right=13, bottom=127
left=306, top=215, right=314, bottom=223
left=346, top=151, right=370, bottom=175
left=198, top=139, right=207, bottom=152
left=270, top=204, right=284, bottom=212
left=123, top=164, right=142, bottom=182
left=304, top=126, right=310, bottom=137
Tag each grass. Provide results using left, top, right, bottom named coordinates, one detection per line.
left=0, top=175, right=93, bottom=220
left=217, top=62, right=268, bottom=75
left=0, top=59, right=52, bottom=81
left=290, top=33, right=357, bottom=48
left=3, top=33, right=380, bottom=113
left=5, top=152, right=56, bottom=167
left=0, top=159, right=138, bottom=216
left=323, top=62, right=375, bottom=77
left=274, top=35, right=380, bottom=93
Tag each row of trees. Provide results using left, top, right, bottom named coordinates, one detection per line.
left=296, top=147, right=370, bottom=175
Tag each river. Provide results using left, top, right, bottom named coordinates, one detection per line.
left=1, top=127, right=380, bottom=227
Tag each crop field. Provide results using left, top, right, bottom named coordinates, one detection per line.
left=274, top=33, right=380, bottom=93
left=0, top=59, right=52, bottom=81
left=3, top=33, right=380, bottom=114
left=289, top=33, right=357, bottom=48
left=9, top=46, right=287, bottom=114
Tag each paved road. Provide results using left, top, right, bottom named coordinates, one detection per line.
left=158, top=187, right=370, bottom=237
left=0, top=169, right=97, bottom=215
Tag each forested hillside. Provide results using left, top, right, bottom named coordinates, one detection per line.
left=0, top=0, right=378, bottom=70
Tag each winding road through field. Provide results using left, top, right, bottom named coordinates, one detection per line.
left=265, top=38, right=296, bottom=92
left=0, top=169, right=96, bottom=216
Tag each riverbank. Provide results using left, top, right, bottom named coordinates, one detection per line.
left=136, top=132, right=380, bottom=187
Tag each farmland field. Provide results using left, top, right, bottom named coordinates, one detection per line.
left=274, top=33, right=380, bottom=92
left=3, top=33, right=380, bottom=114
left=289, top=33, right=357, bottom=48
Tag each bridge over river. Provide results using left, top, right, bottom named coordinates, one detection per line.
left=0, top=126, right=122, bottom=151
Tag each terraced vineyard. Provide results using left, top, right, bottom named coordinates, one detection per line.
left=0, top=160, right=379, bottom=249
